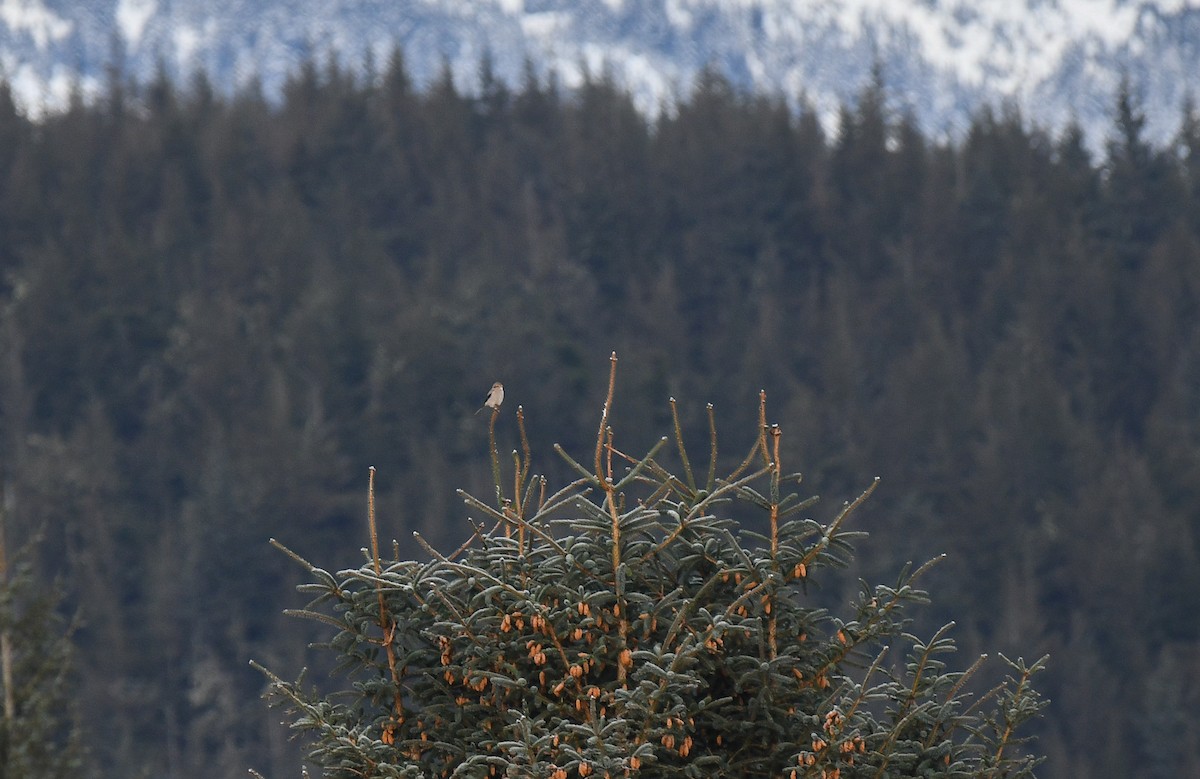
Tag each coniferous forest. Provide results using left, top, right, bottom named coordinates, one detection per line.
left=0, top=50, right=1199, bottom=777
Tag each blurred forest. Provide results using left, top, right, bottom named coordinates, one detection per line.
left=0, top=50, right=1199, bottom=778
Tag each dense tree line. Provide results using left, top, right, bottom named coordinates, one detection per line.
left=0, top=52, right=1198, bottom=777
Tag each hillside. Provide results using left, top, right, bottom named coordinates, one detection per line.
left=1, top=0, right=1198, bottom=148
left=2, top=55, right=1199, bottom=776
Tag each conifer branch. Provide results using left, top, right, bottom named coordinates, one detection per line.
left=366, top=467, right=405, bottom=724
left=765, top=421, right=781, bottom=661
left=510, top=449, right=522, bottom=540
left=517, top=405, right=532, bottom=488
left=261, top=378, right=1045, bottom=778
left=594, top=351, right=618, bottom=482
left=904, top=622, right=957, bottom=707
left=669, top=397, right=697, bottom=491
left=727, top=391, right=772, bottom=482
left=610, top=436, right=668, bottom=492
left=661, top=570, right=728, bottom=652
left=923, top=652, right=989, bottom=750
left=269, top=537, right=334, bottom=583
left=797, top=477, right=880, bottom=571
left=410, top=539, right=525, bottom=627
left=590, top=353, right=630, bottom=684
left=638, top=466, right=773, bottom=565
left=603, top=441, right=687, bottom=500
left=990, top=655, right=1048, bottom=769
left=520, top=474, right=541, bottom=518
left=705, top=402, right=718, bottom=493
left=368, top=467, right=382, bottom=579
left=459, top=489, right=514, bottom=525
left=757, top=390, right=770, bottom=465
left=605, top=426, right=614, bottom=483
left=554, top=443, right=603, bottom=484
left=280, top=608, right=349, bottom=631
left=838, top=648, right=891, bottom=725
left=694, top=464, right=774, bottom=520
left=536, top=476, right=546, bottom=512
left=489, top=406, right=504, bottom=508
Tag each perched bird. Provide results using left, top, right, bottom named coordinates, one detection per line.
left=476, top=382, right=504, bottom=415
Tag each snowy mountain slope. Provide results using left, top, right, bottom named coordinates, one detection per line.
left=1, top=0, right=1197, bottom=147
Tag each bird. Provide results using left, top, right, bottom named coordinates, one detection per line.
left=476, top=382, right=504, bottom=415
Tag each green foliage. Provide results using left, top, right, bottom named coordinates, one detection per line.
left=0, top=533, right=87, bottom=777
left=258, top=359, right=1046, bottom=778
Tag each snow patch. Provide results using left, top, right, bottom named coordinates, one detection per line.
left=796, top=0, right=1169, bottom=97
left=665, top=0, right=694, bottom=30
left=1, top=52, right=95, bottom=118
left=173, top=24, right=204, bottom=66
left=0, top=0, right=72, bottom=49
left=521, top=11, right=568, bottom=39
left=116, top=0, right=157, bottom=47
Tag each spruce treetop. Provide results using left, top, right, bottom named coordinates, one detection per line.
left=256, top=354, right=1046, bottom=778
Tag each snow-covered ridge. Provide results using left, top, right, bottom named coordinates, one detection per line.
left=1, top=0, right=71, bottom=48
left=1, top=0, right=1196, bottom=148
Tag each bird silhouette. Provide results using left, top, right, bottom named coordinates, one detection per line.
left=476, top=382, right=504, bottom=415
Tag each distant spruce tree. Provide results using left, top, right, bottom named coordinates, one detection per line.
left=0, top=519, right=87, bottom=776
left=255, top=355, right=1046, bottom=778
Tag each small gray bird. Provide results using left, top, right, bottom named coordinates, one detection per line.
left=476, top=382, right=504, bottom=415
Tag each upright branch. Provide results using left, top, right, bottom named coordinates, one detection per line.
left=595, top=352, right=618, bottom=482
left=489, top=406, right=504, bottom=510
left=767, top=416, right=783, bottom=659
left=595, top=352, right=620, bottom=532
left=517, top=405, right=532, bottom=496
left=705, top=402, right=718, bottom=492
left=669, top=397, right=696, bottom=491
left=513, top=405, right=534, bottom=542
left=368, top=467, right=382, bottom=578
left=595, top=352, right=630, bottom=684
left=725, top=392, right=773, bottom=483
left=992, top=655, right=1050, bottom=768
left=258, top=366, right=1047, bottom=779
left=368, top=467, right=405, bottom=724
left=757, top=389, right=770, bottom=465
left=769, top=423, right=782, bottom=558
left=724, top=386, right=772, bottom=482
left=510, top=450, right=522, bottom=543
left=605, top=427, right=615, bottom=483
